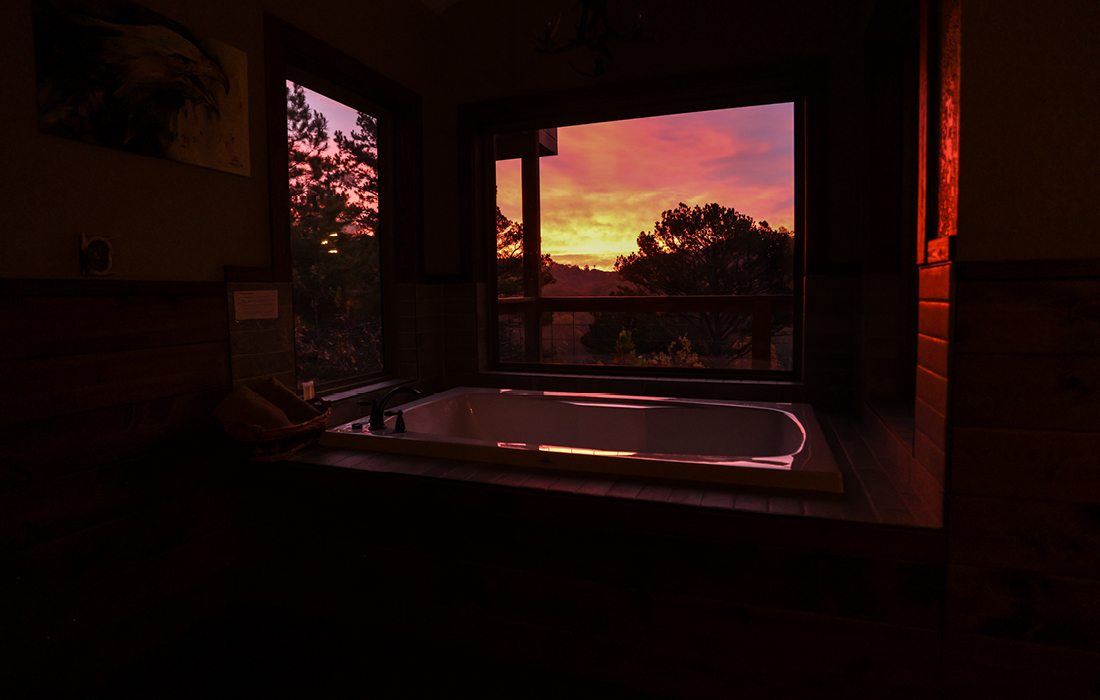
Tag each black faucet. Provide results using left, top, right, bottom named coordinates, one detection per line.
left=368, top=386, right=421, bottom=431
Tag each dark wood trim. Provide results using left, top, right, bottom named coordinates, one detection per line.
left=520, top=131, right=542, bottom=363
left=263, top=14, right=292, bottom=282
left=497, top=295, right=794, bottom=313
left=481, top=131, right=501, bottom=368
left=954, top=259, right=1100, bottom=281
left=922, top=0, right=943, bottom=264
left=916, top=0, right=930, bottom=265
left=752, top=298, right=773, bottom=367
left=792, top=96, right=809, bottom=378
left=223, top=265, right=274, bottom=283
left=0, top=277, right=225, bottom=298
left=926, top=235, right=954, bottom=263
left=484, top=360, right=799, bottom=382
left=461, top=61, right=825, bottom=134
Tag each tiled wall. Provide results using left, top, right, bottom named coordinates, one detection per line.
left=802, top=274, right=861, bottom=408
left=412, top=281, right=474, bottom=393
left=943, top=260, right=1100, bottom=695
left=226, top=282, right=295, bottom=388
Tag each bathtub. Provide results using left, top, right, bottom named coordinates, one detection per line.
left=321, top=388, right=843, bottom=494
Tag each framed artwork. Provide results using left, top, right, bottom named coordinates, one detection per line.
left=32, top=0, right=250, bottom=175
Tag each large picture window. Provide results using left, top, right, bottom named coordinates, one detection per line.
left=491, top=100, right=801, bottom=376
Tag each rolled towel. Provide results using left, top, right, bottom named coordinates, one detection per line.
left=249, top=377, right=322, bottom=423
left=214, top=384, right=292, bottom=431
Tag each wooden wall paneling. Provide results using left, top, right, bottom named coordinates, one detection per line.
left=943, top=633, right=1100, bottom=698
left=913, top=428, right=946, bottom=485
left=947, top=563, right=1100, bottom=652
left=0, top=388, right=225, bottom=484
left=951, top=427, right=1100, bottom=503
left=918, top=263, right=951, bottom=301
left=3, top=343, right=229, bottom=425
left=912, top=261, right=952, bottom=513
left=944, top=261, right=1100, bottom=693
left=914, top=396, right=947, bottom=453
left=948, top=495, right=1100, bottom=580
left=1, top=280, right=231, bottom=473
left=954, top=278, right=1100, bottom=355
left=916, top=333, right=949, bottom=377
left=1, top=291, right=227, bottom=361
left=952, top=353, right=1100, bottom=432
left=915, top=366, right=948, bottom=411
left=2, top=279, right=241, bottom=691
left=917, top=300, right=950, bottom=338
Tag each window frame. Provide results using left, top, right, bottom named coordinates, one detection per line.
left=263, top=15, right=422, bottom=394
left=465, top=68, right=820, bottom=381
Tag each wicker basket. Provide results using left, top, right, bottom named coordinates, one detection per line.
left=225, top=406, right=332, bottom=462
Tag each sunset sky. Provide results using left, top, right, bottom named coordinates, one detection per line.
left=295, top=82, right=369, bottom=156
left=295, top=82, right=378, bottom=221
left=497, top=102, right=794, bottom=270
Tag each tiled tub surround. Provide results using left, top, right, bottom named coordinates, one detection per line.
left=322, top=388, right=843, bottom=494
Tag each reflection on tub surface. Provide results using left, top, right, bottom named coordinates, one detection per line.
left=322, top=388, right=842, bottom=493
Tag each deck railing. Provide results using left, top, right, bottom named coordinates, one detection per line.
left=497, top=294, right=795, bottom=369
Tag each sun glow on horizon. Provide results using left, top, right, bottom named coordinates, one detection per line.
left=497, top=103, right=794, bottom=270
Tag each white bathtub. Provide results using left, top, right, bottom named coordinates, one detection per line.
left=321, top=388, right=843, bottom=493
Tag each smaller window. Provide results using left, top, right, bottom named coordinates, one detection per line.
left=286, top=80, right=383, bottom=386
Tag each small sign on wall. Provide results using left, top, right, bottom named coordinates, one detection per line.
left=233, top=290, right=279, bottom=321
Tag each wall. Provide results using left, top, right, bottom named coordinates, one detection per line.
left=0, top=2, right=445, bottom=688
left=940, top=0, right=1100, bottom=693
left=943, top=260, right=1100, bottom=695
left=425, top=1, right=876, bottom=404
left=249, top=460, right=946, bottom=697
left=0, top=0, right=444, bottom=281
left=956, top=0, right=1100, bottom=261
left=0, top=279, right=238, bottom=691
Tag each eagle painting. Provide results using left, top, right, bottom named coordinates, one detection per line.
left=33, top=0, right=250, bottom=175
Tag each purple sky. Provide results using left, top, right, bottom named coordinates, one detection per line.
left=294, top=82, right=364, bottom=152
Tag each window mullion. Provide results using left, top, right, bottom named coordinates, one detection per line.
left=520, top=131, right=542, bottom=362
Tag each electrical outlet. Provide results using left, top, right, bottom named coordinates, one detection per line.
left=79, top=233, right=113, bottom=276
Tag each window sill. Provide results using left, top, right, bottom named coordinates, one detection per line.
left=319, top=377, right=414, bottom=403
left=474, top=369, right=806, bottom=402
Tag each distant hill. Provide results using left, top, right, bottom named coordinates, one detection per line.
left=542, top=262, right=623, bottom=297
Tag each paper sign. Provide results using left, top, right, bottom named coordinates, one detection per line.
left=233, top=290, right=279, bottom=321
